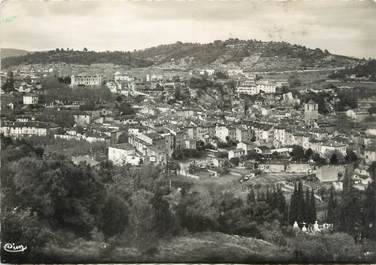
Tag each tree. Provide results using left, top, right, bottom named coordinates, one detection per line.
left=304, top=148, right=313, bottom=160
left=230, top=157, right=240, bottom=166
left=118, top=101, right=135, bottom=115
left=11, top=155, right=107, bottom=236
left=326, top=186, right=337, bottom=224
left=245, top=186, right=255, bottom=201
left=129, top=189, right=155, bottom=246
left=290, top=145, right=305, bottom=161
left=304, top=188, right=311, bottom=223
left=99, top=195, right=129, bottom=237
left=330, top=152, right=339, bottom=164
left=2, top=71, right=15, bottom=92
left=152, top=189, right=179, bottom=237
left=309, top=189, right=317, bottom=223
left=177, top=190, right=219, bottom=232
left=345, top=150, right=358, bottom=163
left=338, top=165, right=362, bottom=237
left=363, top=162, right=376, bottom=240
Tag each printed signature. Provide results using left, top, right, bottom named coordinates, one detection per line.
left=3, top=243, right=27, bottom=253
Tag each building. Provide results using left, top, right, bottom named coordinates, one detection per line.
left=216, top=125, right=236, bottom=143
left=23, top=94, right=39, bottom=105
left=304, top=99, right=319, bottom=122
left=0, top=121, right=59, bottom=138
left=108, top=143, right=140, bottom=166
left=114, top=71, right=133, bottom=82
left=228, top=148, right=246, bottom=160
left=235, top=126, right=254, bottom=143
left=71, top=73, right=103, bottom=87
left=199, top=69, right=215, bottom=76
left=256, top=80, right=277, bottom=94
left=73, top=111, right=101, bottom=127
left=236, top=80, right=258, bottom=95
left=364, top=148, right=376, bottom=164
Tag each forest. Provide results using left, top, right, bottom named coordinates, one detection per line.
left=1, top=136, right=376, bottom=263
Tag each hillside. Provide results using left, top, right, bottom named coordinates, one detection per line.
left=2, top=39, right=360, bottom=70
left=329, top=59, right=376, bottom=80
left=1, top=49, right=153, bottom=69
left=0, top=48, right=30, bottom=59
left=133, top=39, right=359, bottom=71
left=43, top=232, right=289, bottom=263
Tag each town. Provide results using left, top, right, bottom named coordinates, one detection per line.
left=1, top=31, right=376, bottom=265
left=1, top=55, right=375, bottom=191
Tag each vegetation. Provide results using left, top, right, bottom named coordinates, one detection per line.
left=329, top=59, right=376, bottom=80
left=1, top=71, right=15, bottom=92
left=289, top=181, right=317, bottom=224
left=2, top=39, right=358, bottom=70
left=1, top=137, right=375, bottom=263
left=2, top=49, right=153, bottom=68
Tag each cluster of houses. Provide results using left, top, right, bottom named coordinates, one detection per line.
left=1, top=64, right=376, bottom=193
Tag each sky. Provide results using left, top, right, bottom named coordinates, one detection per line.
left=1, top=0, right=375, bottom=59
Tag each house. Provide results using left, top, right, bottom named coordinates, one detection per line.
left=73, top=111, right=101, bottom=127
left=236, top=126, right=254, bottom=143
left=128, top=130, right=174, bottom=161
left=84, top=132, right=111, bottom=143
left=273, top=127, right=286, bottom=147
left=23, top=94, right=39, bottom=105
left=216, top=125, right=236, bottom=142
left=364, top=148, right=376, bottom=164
left=0, top=121, right=59, bottom=138
left=199, top=69, right=215, bottom=76
left=71, top=73, right=103, bottom=87
left=108, top=143, right=140, bottom=166
left=73, top=113, right=92, bottom=126
left=304, top=99, right=319, bottom=122
left=321, top=140, right=347, bottom=157
left=256, top=80, right=277, bottom=94
left=228, top=149, right=246, bottom=160
left=196, top=124, right=216, bottom=141
left=114, top=71, right=133, bottom=82
left=236, top=80, right=258, bottom=95
left=237, top=142, right=254, bottom=155
left=253, top=124, right=274, bottom=144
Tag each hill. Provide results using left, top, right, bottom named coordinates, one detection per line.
left=1, top=49, right=153, bottom=69
left=0, top=48, right=30, bottom=59
left=1, top=39, right=360, bottom=71
left=329, top=59, right=376, bottom=80
left=133, top=39, right=359, bottom=71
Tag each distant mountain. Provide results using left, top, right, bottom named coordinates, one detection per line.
left=1, top=39, right=360, bottom=71
left=1, top=48, right=30, bottom=59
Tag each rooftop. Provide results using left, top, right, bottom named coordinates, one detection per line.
left=110, top=143, right=134, bottom=150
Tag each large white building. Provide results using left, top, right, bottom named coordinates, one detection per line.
left=108, top=143, right=140, bottom=166
left=0, top=121, right=59, bottom=138
left=23, top=94, right=39, bottom=105
left=236, top=80, right=257, bottom=95
left=71, top=73, right=103, bottom=87
left=114, top=71, right=133, bottom=82
left=236, top=79, right=282, bottom=95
